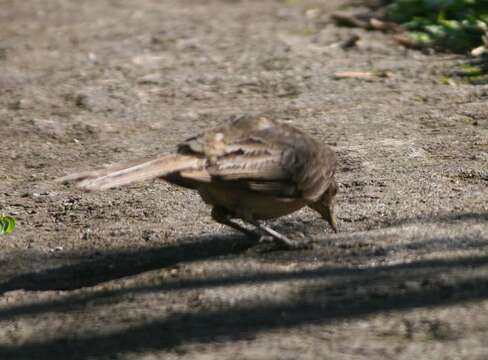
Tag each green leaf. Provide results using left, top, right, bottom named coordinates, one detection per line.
left=0, top=216, right=16, bottom=235
left=425, top=24, right=447, bottom=36
left=438, top=19, right=462, bottom=30
left=462, top=64, right=483, bottom=77
left=407, top=31, right=433, bottom=44
left=384, top=0, right=488, bottom=54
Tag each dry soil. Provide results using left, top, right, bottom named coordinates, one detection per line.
left=0, top=0, right=487, bottom=359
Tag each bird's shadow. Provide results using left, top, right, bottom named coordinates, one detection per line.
left=2, top=211, right=486, bottom=294
left=1, top=251, right=488, bottom=360
left=0, top=212, right=487, bottom=360
left=0, top=233, right=257, bottom=293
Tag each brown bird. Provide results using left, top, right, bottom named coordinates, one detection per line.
left=59, top=116, right=338, bottom=248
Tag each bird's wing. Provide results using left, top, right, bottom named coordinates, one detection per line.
left=176, top=136, right=298, bottom=196
left=58, top=116, right=336, bottom=199
left=175, top=116, right=336, bottom=200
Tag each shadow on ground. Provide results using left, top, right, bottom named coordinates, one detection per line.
left=3, top=211, right=485, bottom=294
left=0, top=234, right=257, bottom=293
left=1, top=213, right=487, bottom=359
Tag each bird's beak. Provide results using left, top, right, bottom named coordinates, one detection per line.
left=324, top=205, right=338, bottom=233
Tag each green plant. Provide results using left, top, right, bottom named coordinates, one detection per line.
left=0, top=215, right=16, bottom=235
left=386, top=0, right=488, bottom=53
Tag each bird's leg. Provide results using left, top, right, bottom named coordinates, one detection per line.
left=211, top=207, right=258, bottom=239
left=241, top=217, right=311, bottom=249
left=212, top=207, right=310, bottom=249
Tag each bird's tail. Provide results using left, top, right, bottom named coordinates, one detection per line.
left=57, top=154, right=205, bottom=191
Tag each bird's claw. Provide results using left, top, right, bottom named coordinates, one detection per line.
left=259, top=234, right=313, bottom=250
left=283, top=237, right=313, bottom=250
left=259, top=235, right=275, bottom=243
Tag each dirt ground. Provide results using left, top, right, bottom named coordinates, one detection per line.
left=0, top=0, right=487, bottom=359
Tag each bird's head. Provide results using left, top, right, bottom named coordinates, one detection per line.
left=309, top=179, right=338, bottom=232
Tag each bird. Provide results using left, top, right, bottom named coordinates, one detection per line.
left=58, top=116, right=338, bottom=248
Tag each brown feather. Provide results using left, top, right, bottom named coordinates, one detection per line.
left=60, top=154, right=205, bottom=191
left=59, top=116, right=337, bottom=224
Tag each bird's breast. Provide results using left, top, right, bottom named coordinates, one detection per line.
left=197, top=184, right=306, bottom=220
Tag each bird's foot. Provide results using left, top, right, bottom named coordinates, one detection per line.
left=235, top=214, right=313, bottom=250
left=258, top=235, right=275, bottom=243
left=280, top=237, right=313, bottom=250
left=258, top=234, right=312, bottom=250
